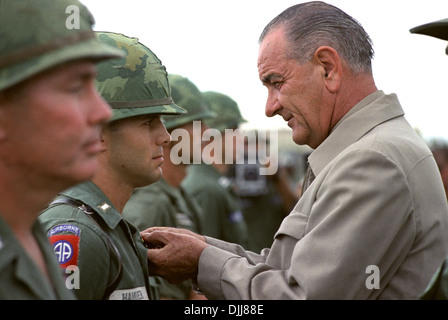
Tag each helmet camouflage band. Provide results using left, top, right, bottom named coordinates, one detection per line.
left=162, top=74, right=216, bottom=130
left=202, top=91, right=246, bottom=132
left=0, top=0, right=124, bottom=91
left=95, top=32, right=186, bottom=122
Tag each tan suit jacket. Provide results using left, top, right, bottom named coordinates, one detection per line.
left=197, top=91, right=448, bottom=299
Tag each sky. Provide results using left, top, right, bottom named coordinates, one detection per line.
left=86, top=0, right=448, bottom=143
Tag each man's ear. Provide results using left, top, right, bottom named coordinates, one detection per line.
left=313, top=46, right=342, bottom=93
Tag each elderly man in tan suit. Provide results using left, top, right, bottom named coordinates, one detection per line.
left=141, top=2, right=448, bottom=299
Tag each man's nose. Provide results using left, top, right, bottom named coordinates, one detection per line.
left=265, top=90, right=281, bottom=118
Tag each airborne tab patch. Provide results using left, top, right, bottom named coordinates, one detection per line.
left=48, top=224, right=81, bottom=237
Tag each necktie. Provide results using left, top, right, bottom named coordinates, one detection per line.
left=300, top=162, right=315, bottom=197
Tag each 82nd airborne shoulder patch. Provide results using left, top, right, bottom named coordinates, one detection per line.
left=48, top=224, right=81, bottom=269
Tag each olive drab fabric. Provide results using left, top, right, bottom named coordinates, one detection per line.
left=95, top=32, right=186, bottom=121
left=202, top=91, right=246, bottom=132
left=39, top=182, right=158, bottom=300
left=162, top=74, right=216, bottom=130
left=0, top=0, right=123, bottom=91
left=0, top=217, right=76, bottom=299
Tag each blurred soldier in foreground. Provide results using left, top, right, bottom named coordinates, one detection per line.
left=0, top=0, right=122, bottom=299
left=182, top=91, right=250, bottom=249
left=39, top=33, right=185, bottom=300
left=142, top=2, right=448, bottom=299
left=410, top=17, right=448, bottom=299
left=124, top=74, right=215, bottom=300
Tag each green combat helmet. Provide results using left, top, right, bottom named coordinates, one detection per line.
left=202, top=91, right=247, bottom=132
left=162, top=74, right=216, bottom=130
left=0, top=0, right=124, bottom=91
left=410, top=18, right=448, bottom=41
left=410, top=18, right=448, bottom=55
left=95, top=32, right=186, bottom=121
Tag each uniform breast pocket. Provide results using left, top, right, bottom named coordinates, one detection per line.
left=274, top=210, right=309, bottom=241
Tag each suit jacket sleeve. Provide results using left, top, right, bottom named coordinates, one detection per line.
left=197, top=148, right=415, bottom=299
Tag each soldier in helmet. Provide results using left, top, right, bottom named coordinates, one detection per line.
left=124, top=74, right=215, bottom=300
left=410, top=18, right=448, bottom=200
left=0, top=0, right=122, bottom=299
left=410, top=18, right=448, bottom=55
left=39, top=32, right=186, bottom=300
left=181, top=91, right=250, bottom=249
left=410, top=18, right=448, bottom=300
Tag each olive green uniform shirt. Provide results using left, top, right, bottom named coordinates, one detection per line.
left=421, top=255, right=448, bottom=299
left=124, top=178, right=202, bottom=299
left=124, top=179, right=202, bottom=233
left=0, top=216, right=75, bottom=299
left=239, top=182, right=287, bottom=253
left=182, top=163, right=249, bottom=249
left=38, top=181, right=159, bottom=300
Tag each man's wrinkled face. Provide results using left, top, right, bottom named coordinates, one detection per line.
left=258, top=27, right=333, bottom=149
left=0, top=59, right=112, bottom=187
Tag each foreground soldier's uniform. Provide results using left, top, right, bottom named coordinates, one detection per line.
left=41, top=182, right=157, bottom=300
left=0, top=218, right=76, bottom=299
left=0, top=0, right=123, bottom=299
left=124, top=74, right=215, bottom=299
left=39, top=33, right=186, bottom=300
left=410, top=17, right=448, bottom=300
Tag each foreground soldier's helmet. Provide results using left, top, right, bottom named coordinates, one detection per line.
left=162, top=74, right=216, bottom=130
left=95, top=32, right=186, bottom=121
left=202, top=91, right=246, bottom=132
left=0, top=0, right=124, bottom=91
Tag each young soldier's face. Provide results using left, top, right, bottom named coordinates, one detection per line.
left=101, top=114, right=170, bottom=188
left=0, top=59, right=112, bottom=188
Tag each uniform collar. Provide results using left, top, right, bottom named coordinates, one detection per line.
left=308, top=90, right=405, bottom=177
left=61, top=181, right=122, bottom=229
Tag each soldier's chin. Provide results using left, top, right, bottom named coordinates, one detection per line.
left=56, top=158, right=100, bottom=190
left=138, top=168, right=163, bottom=188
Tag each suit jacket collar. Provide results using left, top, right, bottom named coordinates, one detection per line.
left=308, top=90, right=405, bottom=176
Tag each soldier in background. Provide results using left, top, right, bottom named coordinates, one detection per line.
left=39, top=33, right=186, bottom=300
left=182, top=91, right=250, bottom=249
left=232, top=134, right=298, bottom=252
left=429, top=141, right=448, bottom=199
left=410, top=17, right=448, bottom=299
left=123, top=74, right=215, bottom=300
left=410, top=18, right=448, bottom=200
left=0, top=0, right=123, bottom=299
